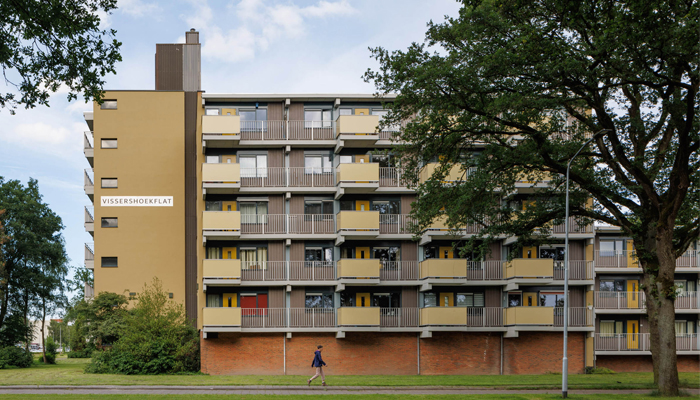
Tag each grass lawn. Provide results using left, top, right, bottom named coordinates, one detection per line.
left=0, top=356, right=698, bottom=389
left=0, top=395, right=696, bottom=400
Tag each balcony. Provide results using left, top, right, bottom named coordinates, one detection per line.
left=84, top=131, right=93, bottom=167
left=336, top=163, right=379, bottom=192
left=84, top=168, right=94, bottom=201
left=289, top=261, right=336, bottom=281
left=553, top=260, right=594, bottom=281
left=594, top=333, right=700, bottom=354
left=241, top=261, right=286, bottom=281
left=84, top=206, right=94, bottom=235
left=595, top=291, right=699, bottom=312
left=202, top=115, right=241, bottom=135
left=380, top=261, right=419, bottom=281
left=287, top=214, right=336, bottom=235
left=379, top=214, right=415, bottom=235
left=552, top=307, right=593, bottom=327
left=202, top=259, right=241, bottom=286
left=202, top=211, right=240, bottom=240
left=236, top=214, right=337, bottom=237
left=419, top=164, right=475, bottom=184
left=288, top=121, right=335, bottom=141
left=336, top=211, right=379, bottom=237
left=239, top=167, right=335, bottom=190
left=85, top=242, right=94, bottom=269
left=422, top=215, right=486, bottom=239
left=335, top=115, right=381, bottom=147
left=378, top=167, right=408, bottom=189
left=676, top=250, right=700, bottom=269
left=420, top=307, right=503, bottom=327
left=202, top=307, right=242, bottom=332
left=419, top=259, right=504, bottom=282
left=202, top=163, right=240, bottom=193
left=594, top=250, right=639, bottom=270
left=337, top=307, right=380, bottom=327
left=504, top=307, right=554, bottom=326
left=380, top=308, right=420, bottom=328
left=504, top=258, right=554, bottom=279
left=337, top=259, right=381, bottom=282
left=84, top=283, right=94, bottom=300
left=548, top=217, right=593, bottom=235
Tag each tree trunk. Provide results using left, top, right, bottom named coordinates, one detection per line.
left=642, top=228, right=679, bottom=396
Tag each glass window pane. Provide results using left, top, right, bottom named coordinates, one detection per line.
left=101, top=218, right=118, bottom=228
left=240, top=110, right=255, bottom=121
left=305, top=110, right=321, bottom=121
left=206, top=155, right=220, bottom=164
left=205, top=108, right=220, bottom=115
left=599, top=281, right=614, bottom=291
left=322, top=110, right=332, bottom=127
left=305, top=156, right=322, bottom=174
left=474, top=293, right=484, bottom=307
left=424, top=293, right=437, bottom=307
left=322, top=201, right=333, bottom=215
left=205, top=201, right=221, bottom=211
left=305, top=202, right=321, bottom=215
left=339, top=108, right=352, bottom=116
left=508, top=293, right=521, bottom=307
left=101, top=139, right=118, bottom=148
left=600, top=321, right=614, bottom=336
left=256, top=155, right=267, bottom=177
left=207, top=294, right=220, bottom=307
left=256, top=109, right=267, bottom=121
left=456, top=294, right=471, bottom=307
left=600, top=241, right=615, bottom=255
left=339, top=155, right=353, bottom=164
left=101, top=178, right=118, bottom=188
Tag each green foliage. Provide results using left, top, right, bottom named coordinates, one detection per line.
left=67, top=344, right=94, bottom=358
left=85, top=279, right=199, bottom=375
left=586, top=366, right=616, bottom=375
left=65, top=292, right=128, bottom=349
left=0, top=346, right=33, bottom=368
left=43, top=337, right=57, bottom=364
left=0, top=0, right=122, bottom=114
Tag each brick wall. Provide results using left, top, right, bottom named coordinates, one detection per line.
left=200, top=332, right=284, bottom=375
left=503, top=332, right=585, bottom=374
left=420, top=332, right=501, bottom=375
left=597, top=355, right=700, bottom=372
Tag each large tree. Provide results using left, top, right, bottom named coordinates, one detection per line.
left=365, top=0, right=699, bottom=396
left=0, top=0, right=121, bottom=114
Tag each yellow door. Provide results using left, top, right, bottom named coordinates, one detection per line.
left=523, top=292, right=538, bottom=307
left=438, top=246, right=454, bottom=259
left=627, top=320, right=639, bottom=349
left=356, top=293, right=370, bottom=307
left=222, top=293, right=237, bottom=308
left=222, top=108, right=237, bottom=116
left=356, top=200, right=370, bottom=211
left=626, top=240, right=637, bottom=267
left=354, top=154, right=370, bottom=163
left=223, top=201, right=237, bottom=212
left=222, top=154, right=236, bottom=164
left=356, top=247, right=370, bottom=259
left=627, top=280, right=639, bottom=308
left=523, top=246, right=537, bottom=259
left=222, top=247, right=237, bottom=260
left=439, top=293, right=454, bottom=307
left=355, top=108, right=369, bottom=116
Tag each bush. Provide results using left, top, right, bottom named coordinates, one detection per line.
left=67, top=345, right=94, bottom=358
left=43, top=337, right=57, bottom=364
left=585, top=366, right=616, bottom=374
left=0, top=346, right=33, bottom=369
left=86, top=278, right=200, bottom=375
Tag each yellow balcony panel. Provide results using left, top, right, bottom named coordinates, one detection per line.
left=337, top=259, right=381, bottom=279
left=419, top=163, right=466, bottom=184
left=337, top=211, right=379, bottom=235
left=505, top=307, right=554, bottom=325
left=504, top=258, right=553, bottom=279
left=203, top=259, right=241, bottom=280
left=420, top=307, right=467, bottom=326
left=202, top=163, right=241, bottom=184
left=202, top=115, right=241, bottom=135
left=337, top=163, right=380, bottom=183
left=515, top=171, right=552, bottom=184
left=336, top=115, right=380, bottom=135
left=202, top=211, right=241, bottom=233
left=337, top=307, right=380, bottom=326
left=203, top=307, right=241, bottom=327
left=419, top=259, right=468, bottom=279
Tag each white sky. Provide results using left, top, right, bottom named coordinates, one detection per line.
left=0, top=0, right=462, bottom=294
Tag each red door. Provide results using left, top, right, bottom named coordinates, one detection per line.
left=257, top=294, right=268, bottom=316
left=241, top=295, right=257, bottom=316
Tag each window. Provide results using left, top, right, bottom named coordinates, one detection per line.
left=101, top=178, right=118, bottom=188
left=305, top=109, right=332, bottom=128
left=508, top=292, right=522, bottom=307
left=599, top=320, right=619, bottom=337
left=539, top=246, right=565, bottom=260
left=339, top=108, right=352, bottom=116
left=240, top=154, right=267, bottom=178
left=339, top=155, right=354, bottom=164
left=371, top=109, right=398, bottom=131
left=240, top=246, right=267, bottom=270
left=206, top=247, right=221, bottom=259
left=423, top=293, right=437, bottom=307
left=304, top=200, right=333, bottom=216
left=599, top=280, right=624, bottom=295
left=101, top=257, right=118, bottom=268
left=101, top=218, right=118, bottom=228
left=205, top=108, right=220, bottom=116
left=600, top=240, right=625, bottom=256
left=372, top=200, right=400, bottom=215
left=305, top=247, right=333, bottom=263
left=240, top=201, right=268, bottom=224
left=100, top=100, right=117, bottom=110
left=371, top=154, right=396, bottom=168
left=373, top=247, right=400, bottom=262
left=539, top=292, right=565, bottom=307
left=206, top=294, right=220, bottom=307
left=456, top=293, right=484, bottom=307
left=206, top=155, right=220, bottom=163
left=304, top=155, right=332, bottom=174
left=305, top=292, right=333, bottom=308
left=101, top=139, right=117, bottom=148
left=205, top=201, right=222, bottom=211
left=240, top=109, right=267, bottom=131
left=373, top=293, right=399, bottom=308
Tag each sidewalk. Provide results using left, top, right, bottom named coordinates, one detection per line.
left=1, top=385, right=698, bottom=395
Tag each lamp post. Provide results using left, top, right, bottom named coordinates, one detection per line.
left=562, top=128, right=609, bottom=399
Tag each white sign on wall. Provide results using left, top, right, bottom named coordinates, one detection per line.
left=101, top=196, right=173, bottom=207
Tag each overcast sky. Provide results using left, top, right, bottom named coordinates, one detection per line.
left=0, top=0, right=462, bottom=293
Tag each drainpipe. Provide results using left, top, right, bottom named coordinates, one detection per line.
left=500, top=332, right=504, bottom=375
left=283, top=334, right=286, bottom=375
left=417, top=333, right=420, bottom=375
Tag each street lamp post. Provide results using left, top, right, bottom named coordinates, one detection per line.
left=562, top=129, right=609, bottom=399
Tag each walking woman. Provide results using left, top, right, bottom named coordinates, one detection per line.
left=307, top=345, right=327, bottom=386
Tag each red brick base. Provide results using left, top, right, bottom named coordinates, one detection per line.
left=596, top=355, right=700, bottom=373
left=200, top=331, right=589, bottom=375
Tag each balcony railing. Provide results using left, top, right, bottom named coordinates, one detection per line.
left=379, top=167, right=406, bottom=187
left=380, top=307, right=419, bottom=327
left=594, top=250, right=638, bottom=268
left=288, top=214, right=335, bottom=234
left=467, top=261, right=504, bottom=280
left=419, top=259, right=503, bottom=280
left=84, top=131, right=93, bottom=150
left=553, top=260, right=594, bottom=280
left=379, top=214, right=415, bottom=234
left=550, top=216, right=593, bottom=234
left=240, top=261, right=287, bottom=281
left=379, top=261, right=419, bottom=280
left=553, top=307, right=593, bottom=327
left=289, top=261, right=336, bottom=281
left=420, top=307, right=503, bottom=327
left=594, top=334, right=700, bottom=352
left=289, top=121, right=335, bottom=140
left=677, top=250, right=700, bottom=268
left=240, top=167, right=335, bottom=188
left=595, top=291, right=699, bottom=310
left=240, top=121, right=286, bottom=141
left=85, top=206, right=94, bottom=224
left=84, top=168, right=94, bottom=188
left=84, top=283, right=94, bottom=299
left=85, top=242, right=94, bottom=261
left=241, top=214, right=288, bottom=234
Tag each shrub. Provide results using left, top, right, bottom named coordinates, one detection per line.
left=86, top=278, right=200, bottom=375
left=0, top=346, right=33, bottom=368
left=585, top=366, right=616, bottom=374
left=44, top=337, right=57, bottom=364
left=67, top=344, right=94, bottom=358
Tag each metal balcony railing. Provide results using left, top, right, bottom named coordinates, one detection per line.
left=378, top=167, right=407, bottom=187
left=594, top=250, right=639, bottom=268
left=378, top=214, right=416, bottom=234
left=594, top=291, right=646, bottom=310
left=467, top=260, right=504, bottom=280
left=379, top=261, right=419, bottom=280
left=553, top=307, right=593, bottom=327
left=380, top=307, right=419, bottom=327
left=288, top=261, right=336, bottom=281
left=595, top=333, right=700, bottom=352
left=553, top=260, right=594, bottom=280
left=240, top=167, right=335, bottom=188
left=240, top=261, right=287, bottom=281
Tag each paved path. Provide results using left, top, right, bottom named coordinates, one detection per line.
left=1, top=385, right=698, bottom=395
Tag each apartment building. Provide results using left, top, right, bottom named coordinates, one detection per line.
left=81, top=31, right=699, bottom=375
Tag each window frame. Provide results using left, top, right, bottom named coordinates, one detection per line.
left=101, top=256, right=118, bottom=268
left=100, top=139, right=118, bottom=149
left=101, top=178, right=118, bottom=189
left=101, top=217, right=118, bottom=228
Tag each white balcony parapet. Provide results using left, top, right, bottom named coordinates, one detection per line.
left=85, top=242, right=94, bottom=269
left=84, top=168, right=94, bottom=193
left=594, top=333, right=700, bottom=352
left=84, top=131, right=94, bottom=150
